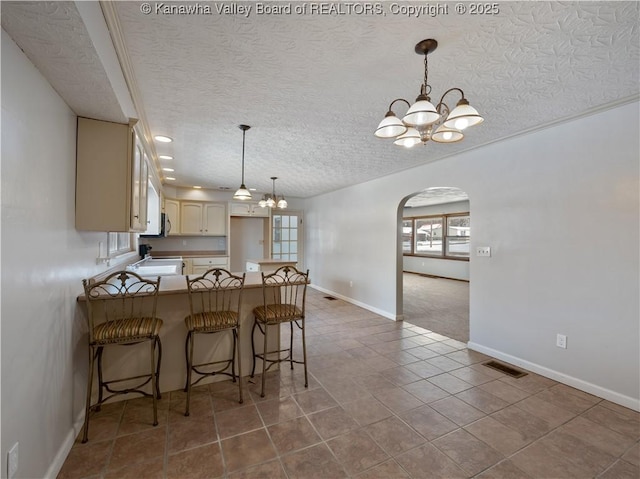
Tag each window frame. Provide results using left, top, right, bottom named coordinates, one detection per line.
left=107, top=232, right=134, bottom=258
left=402, top=212, right=470, bottom=261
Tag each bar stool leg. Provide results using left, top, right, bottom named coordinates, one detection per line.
left=235, top=326, right=244, bottom=404
left=261, top=322, right=268, bottom=398
left=250, top=321, right=258, bottom=378
left=155, top=337, right=163, bottom=400
left=185, top=332, right=195, bottom=416
left=150, top=340, right=158, bottom=426
left=81, top=346, right=96, bottom=443
left=289, top=322, right=294, bottom=370
left=301, top=319, right=308, bottom=388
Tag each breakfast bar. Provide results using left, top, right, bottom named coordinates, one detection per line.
left=77, top=272, right=279, bottom=395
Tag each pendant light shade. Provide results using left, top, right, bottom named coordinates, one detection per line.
left=259, top=177, right=287, bottom=209
left=431, top=124, right=464, bottom=143
left=233, top=124, right=252, bottom=200
left=374, top=112, right=407, bottom=138
left=443, top=99, right=484, bottom=130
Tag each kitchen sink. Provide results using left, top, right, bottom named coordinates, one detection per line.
left=126, top=257, right=183, bottom=276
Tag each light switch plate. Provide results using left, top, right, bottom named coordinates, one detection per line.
left=476, top=246, right=491, bottom=257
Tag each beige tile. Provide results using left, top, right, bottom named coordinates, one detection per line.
left=216, top=404, right=263, bottom=439
left=513, top=395, right=576, bottom=428
left=446, top=349, right=491, bottom=366
left=622, top=441, right=640, bottom=466
left=57, top=439, right=112, bottom=479
left=167, top=443, right=224, bottom=479
left=430, top=396, right=485, bottom=426
left=327, top=429, right=390, bottom=475
left=267, top=416, right=321, bottom=454
left=104, top=457, right=164, bottom=479
left=400, top=405, right=458, bottom=441
left=373, top=387, right=424, bottom=414
left=534, top=384, right=600, bottom=414
left=280, top=443, right=348, bottom=479
left=498, top=372, right=557, bottom=394
left=365, top=416, right=426, bottom=456
left=395, top=443, right=467, bottom=479
left=255, top=396, right=303, bottom=426
left=80, top=404, right=124, bottom=443
left=292, top=388, right=337, bottom=413
left=478, top=380, right=531, bottom=404
left=598, top=459, right=640, bottom=479
left=426, top=355, right=466, bottom=372
left=220, top=429, right=277, bottom=472
left=167, top=415, right=217, bottom=453
left=455, top=387, right=510, bottom=414
left=404, top=360, right=446, bottom=379
left=433, top=429, right=504, bottom=476
left=474, top=459, right=533, bottom=478
left=491, top=405, right=553, bottom=442
left=511, top=430, right=615, bottom=478
left=108, top=427, right=166, bottom=471
left=321, top=376, right=373, bottom=403
left=449, top=366, right=496, bottom=386
left=600, top=400, right=640, bottom=420
left=465, top=416, right=530, bottom=455
left=582, top=404, right=640, bottom=440
left=355, top=459, right=410, bottom=479
left=380, top=365, right=423, bottom=386
left=341, top=396, right=393, bottom=426
left=428, top=373, right=474, bottom=394
left=402, top=379, right=450, bottom=404
left=307, top=405, right=359, bottom=440
left=559, top=415, right=636, bottom=457
left=227, top=459, right=288, bottom=479
left=408, top=346, right=441, bottom=360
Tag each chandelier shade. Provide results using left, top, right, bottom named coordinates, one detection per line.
left=374, top=39, right=483, bottom=148
left=233, top=124, right=252, bottom=200
left=259, top=177, right=287, bottom=209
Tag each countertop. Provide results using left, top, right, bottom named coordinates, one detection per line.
left=151, top=250, right=228, bottom=258
left=246, top=258, right=297, bottom=264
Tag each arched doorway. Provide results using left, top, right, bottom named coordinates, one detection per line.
left=398, top=187, right=470, bottom=342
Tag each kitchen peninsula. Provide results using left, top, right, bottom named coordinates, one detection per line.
left=77, top=272, right=280, bottom=394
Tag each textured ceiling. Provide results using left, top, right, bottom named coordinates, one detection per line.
left=2, top=1, right=639, bottom=202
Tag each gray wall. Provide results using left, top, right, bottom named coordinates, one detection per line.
left=304, top=100, right=640, bottom=410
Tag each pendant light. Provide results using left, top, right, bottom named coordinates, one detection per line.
left=233, top=124, right=252, bottom=200
left=259, top=177, right=287, bottom=209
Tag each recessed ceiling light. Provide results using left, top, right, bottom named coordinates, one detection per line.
left=154, top=135, right=173, bottom=143
left=162, top=167, right=175, bottom=172
left=158, top=155, right=173, bottom=160
left=165, top=177, right=176, bottom=181
left=193, top=186, right=202, bottom=189
left=249, top=188, right=257, bottom=191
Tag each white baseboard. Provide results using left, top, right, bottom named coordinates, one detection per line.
left=45, top=409, right=85, bottom=478
left=468, top=342, right=640, bottom=412
left=309, top=284, right=402, bottom=321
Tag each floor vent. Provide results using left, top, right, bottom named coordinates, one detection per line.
left=483, top=360, right=528, bottom=378
left=323, top=296, right=338, bottom=301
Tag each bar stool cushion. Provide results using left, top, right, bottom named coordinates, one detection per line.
left=185, top=310, right=238, bottom=332
left=93, top=317, right=163, bottom=344
left=253, top=304, right=302, bottom=323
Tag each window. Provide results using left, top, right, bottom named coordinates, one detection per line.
left=403, top=213, right=470, bottom=260
left=107, top=232, right=132, bottom=257
left=272, top=213, right=299, bottom=262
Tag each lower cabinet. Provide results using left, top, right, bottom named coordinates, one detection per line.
left=183, top=256, right=229, bottom=275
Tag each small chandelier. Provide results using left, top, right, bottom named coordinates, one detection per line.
left=259, top=177, right=288, bottom=209
left=374, top=39, right=483, bottom=148
left=233, top=124, right=252, bottom=200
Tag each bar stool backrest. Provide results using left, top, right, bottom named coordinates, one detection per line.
left=261, top=266, right=309, bottom=321
left=82, top=271, right=161, bottom=344
left=186, top=269, right=245, bottom=316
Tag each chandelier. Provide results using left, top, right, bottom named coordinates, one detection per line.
left=233, top=124, right=252, bottom=200
left=259, top=177, right=287, bottom=209
left=374, top=39, right=483, bottom=148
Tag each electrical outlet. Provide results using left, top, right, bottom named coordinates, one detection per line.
left=349, top=281, right=353, bottom=287
left=476, top=246, right=491, bottom=257
left=556, top=334, right=567, bottom=349
left=7, top=442, right=18, bottom=479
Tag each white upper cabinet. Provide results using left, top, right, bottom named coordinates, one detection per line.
left=180, top=202, right=226, bottom=236
left=229, top=202, right=269, bottom=217
left=76, top=117, right=149, bottom=232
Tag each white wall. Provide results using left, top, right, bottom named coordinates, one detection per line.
left=304, top=101, right=640, bottom=410
left=403, top=200, right=470, bottom=280
left=1, top=31, right=120, bottom=478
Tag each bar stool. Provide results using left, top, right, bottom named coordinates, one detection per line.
left=184, top=268, right=246, bottom=416
left=251, top=265, right=309, bottom=397
left=81, top=271, right=163, bottom=443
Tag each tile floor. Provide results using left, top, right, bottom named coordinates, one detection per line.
left=58, top=288, right=639, bottom=479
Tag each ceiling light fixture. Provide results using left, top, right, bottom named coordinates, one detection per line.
left=233, top=124, right=252, bottom=200
left=158, top=155, right=173, bottom=160
left=259, top=177, right=287, bottom=209
left=154, top=135, right=173, bottom=143
left=374, top=39, right=483, bottom=148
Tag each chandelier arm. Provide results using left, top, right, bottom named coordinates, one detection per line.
left=388, top=98, right=411, bottom=112
left=436, top=87, right=466, bottom=109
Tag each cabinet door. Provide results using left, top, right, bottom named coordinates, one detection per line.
left=203, top=203, right=226, bottom=235
left=230, top=203, right=252, bottom=216
left=139, top=154, right=148, bottom=227
left=130, top=140, right=143, bottom=231
left=164, top=199, right=180, bottom=235
left=250, top=205, right=270, bottom=217
left=181, top=202, right=204, bottom=235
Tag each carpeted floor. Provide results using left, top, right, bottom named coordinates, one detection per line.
left=402, top=273, right=469, bottom=343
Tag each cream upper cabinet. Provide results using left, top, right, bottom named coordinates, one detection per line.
left=76, top=117, right=149, bottom=232
left=230, top=202, right=269, bottom=217
left=180, top=202, right=226, bottom=236
left=164, top=199, right=180, bottom=235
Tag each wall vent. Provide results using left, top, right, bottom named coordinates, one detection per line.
left=323, top=296, right=337, bottom=301
left=483, top=360, right=528, bottom=378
